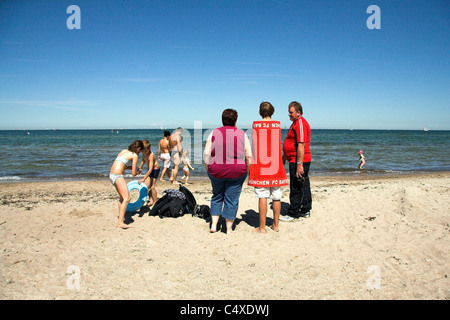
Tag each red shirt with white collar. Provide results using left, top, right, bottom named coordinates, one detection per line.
left=283, top=117, right=311, bottom=163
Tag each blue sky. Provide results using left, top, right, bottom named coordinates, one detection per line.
left=0, top=0, right=449, bottom=130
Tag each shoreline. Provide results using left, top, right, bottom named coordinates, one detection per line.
left=1, top=171, right=449, bottom=299
left=1, top=170, right=449, bottom=184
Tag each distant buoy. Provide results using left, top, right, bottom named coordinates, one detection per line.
left=126, top=180, right=148, bottom=213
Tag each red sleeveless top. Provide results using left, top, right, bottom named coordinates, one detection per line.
left=248, top=121, right=288, bottom=187
left=208, top=126, right=248, bottom=179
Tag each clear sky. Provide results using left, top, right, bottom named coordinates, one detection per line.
left=0, top=0, right=449, bottom=130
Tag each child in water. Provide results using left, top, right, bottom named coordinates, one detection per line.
left=180, top=150, right=194, bottom=184
left=358, top=150, right=366, bottom=169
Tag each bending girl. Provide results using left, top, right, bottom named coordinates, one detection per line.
left=109, top=140, right=144, bottom=228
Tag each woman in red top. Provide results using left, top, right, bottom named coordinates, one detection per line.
left=249, top=102, right=288, bottom=233
left=204, top=109, right=252, bottom=234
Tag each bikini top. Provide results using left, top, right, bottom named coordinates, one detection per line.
left=115, top=156, right=132, bottom=167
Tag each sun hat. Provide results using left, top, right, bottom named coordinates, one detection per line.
left=358, top=150, right=363, bottom=154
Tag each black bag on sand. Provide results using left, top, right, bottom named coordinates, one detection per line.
left=150, top=192, right=185, bottom=218
left=179, top=185, right=210, bottom=219
left=150, top=185, right=210, bottom=219
left=192, top=204, right=211, bottom=219
left=179, top=185, right=196, bottom=214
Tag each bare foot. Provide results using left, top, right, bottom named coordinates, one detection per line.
left=270, top=225, right=279, bottom=232
left=117, top=222, right=131, bottom=229
left=253, top=227, right=266, bottom=234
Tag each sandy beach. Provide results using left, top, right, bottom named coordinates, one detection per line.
left=1, top=172, right=449, bottom=300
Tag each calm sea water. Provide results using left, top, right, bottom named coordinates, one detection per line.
left=0, top=129, right=449, bottom=182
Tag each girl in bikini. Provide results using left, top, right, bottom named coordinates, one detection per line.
left=109, top=140, right=144, bottom=228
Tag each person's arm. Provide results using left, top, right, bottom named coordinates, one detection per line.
left=296, top=143, right=305, bottom=177
left=293, top=119, right=305, bottom=177
left=138, top=154, right=154, bottom=184
left=158, top=141, right=162, bottom=160
left=187, top=159, right=194, bottom=170
left=131, top=154, right=139, bottom=176
left=203, top=132, right=213, bottom=171
left=137, top=159, right=144, bottom=175
left=244, top=133, right=252, bottom=171
left=177, top=137, right=183, bottom=154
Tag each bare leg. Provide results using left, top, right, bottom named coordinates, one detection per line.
left=114, top=178, right=131, bottom=229
left=254, top=198, right=267, bottom=234
left=149, top=177, right=157, bottom=206
left=171, top=164, right=180, bottom=184
left=225, top=219, right=234, bottom=234
left=271, top=200, right=281, bottom=232
left=210, top=215, right=220, bottom=233
left=159, top=167, right=169, bottom=181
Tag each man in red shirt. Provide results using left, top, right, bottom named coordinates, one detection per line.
left=281, top=101, right=312, bottom=220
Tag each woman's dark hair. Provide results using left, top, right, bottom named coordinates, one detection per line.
left=222, top=108, right=238, bottom=126
left=163, top=130, right=171, bottom=137
left=128, top=140, right=144, bottom=153
left=259, top=101, right=274, bottom=118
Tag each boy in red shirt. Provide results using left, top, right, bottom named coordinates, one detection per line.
left=249, top=102, right=288, bottom=233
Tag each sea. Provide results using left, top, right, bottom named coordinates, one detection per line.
left=1, top=128, right=449, bottom=182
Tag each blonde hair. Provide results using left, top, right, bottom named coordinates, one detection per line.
left=143, top=139, right=151, bottom=150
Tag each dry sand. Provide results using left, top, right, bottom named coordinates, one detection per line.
left=1, top=172, right=449, bottom=300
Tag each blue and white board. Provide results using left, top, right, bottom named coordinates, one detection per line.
left=125, top=180, right=148, bottom=213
